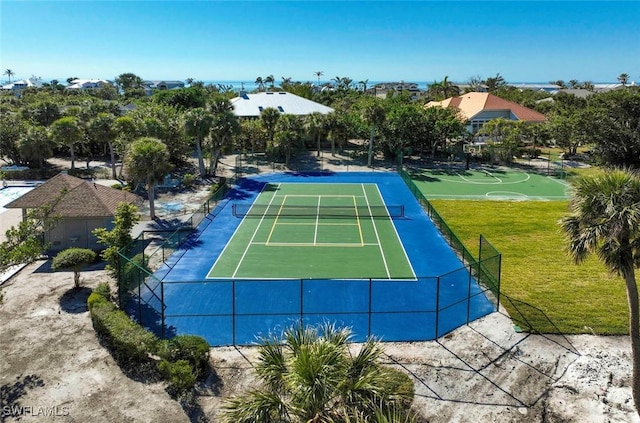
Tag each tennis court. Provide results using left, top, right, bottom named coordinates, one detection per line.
left=129, top=172, right=498, bottom=346
left=408, top=166, right=571, bottom=200
left=208, top=183, right=414, bottom=280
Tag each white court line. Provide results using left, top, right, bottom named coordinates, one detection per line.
left=374, top=184, right=416, bottom=280
left=361, top=184, right=390, bottom=279
left=232, top=184, right=281, bottom=278
left=314, top=196, right=321, bottom=245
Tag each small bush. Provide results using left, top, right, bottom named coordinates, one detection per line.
left=93, top=282, right=112, bottom=301
left=182, top=173, right=196, bottom=188
left=158, top=335, right=210, bottom=379
left=110, top=183, right=124, bottom=190
left=159, top=359, right=196, bottom=396
left=380, top=367, right=415, bottom=408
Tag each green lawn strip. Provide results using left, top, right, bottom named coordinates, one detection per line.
left=430, top=200, right=629, bottom=335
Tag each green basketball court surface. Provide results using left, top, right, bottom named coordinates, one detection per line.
left=407, top=166, right=571, bottom=200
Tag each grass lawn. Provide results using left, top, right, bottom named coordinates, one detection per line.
left=430, top=199, right=630, bottom=335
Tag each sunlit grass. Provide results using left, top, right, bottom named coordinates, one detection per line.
left=430, top=199, right=629, bottom=335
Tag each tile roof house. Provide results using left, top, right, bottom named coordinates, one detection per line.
left=230, top=91, right=334, bottom=118
left=6, top=173, right=142, bottom=252
left=426, top=92, right=547, bottom=134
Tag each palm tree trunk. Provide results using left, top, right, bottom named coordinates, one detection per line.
left=196, top=139, right=206, bottom=177
left=69, top=144, right=76, bottom=170
left=367, top=126, right=374, bottom=167
left=624, top=269, right=640, bottom=414
left=108, top=141, right=117, bottom=180
left=316, top=133, right=321, bottom=157
left=148, top=179, right=156, bottom=220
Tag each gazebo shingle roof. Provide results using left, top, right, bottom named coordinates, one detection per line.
left=6, top=173, right=142, bottom=217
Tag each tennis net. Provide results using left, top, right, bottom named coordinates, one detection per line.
left=232, top=203, right=405, bottom=218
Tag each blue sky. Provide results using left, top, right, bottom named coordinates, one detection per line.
left=1, top=1, right=638, bottom=84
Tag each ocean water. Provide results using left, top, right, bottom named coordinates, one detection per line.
left=200, top=80, right=434, bottom=92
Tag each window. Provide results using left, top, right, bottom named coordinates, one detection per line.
left=277, top=106, right=284, bottom=113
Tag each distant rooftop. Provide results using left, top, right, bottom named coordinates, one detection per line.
left=230, top=91, right=334, bottom=117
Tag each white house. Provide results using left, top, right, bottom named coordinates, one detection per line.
left=142, top=80, right=185, bottom=95
left=230, top=91, right=334, bottom=118
left=1, top=78, right=43, bottom=91
left=66, top=79, right=113, bottom=90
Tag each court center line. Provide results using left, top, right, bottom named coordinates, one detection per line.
left=361, top=184, right=390, bottom=279
left=314, top=196, right=321, bottom=245
left=353, top=194, right=364, bottom=246
left=232, top=184, right=281, bottom=278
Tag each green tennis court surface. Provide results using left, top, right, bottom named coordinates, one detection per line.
left=207, top=183, right=415, bottom=280
left=408, top=166, right=572, bottom=200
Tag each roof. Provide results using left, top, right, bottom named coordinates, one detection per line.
left=1, top=78, right=44, bottom=90
left=426, top=92, right=547, bottom=122
left=230, top=91, right=334, bottom=117
left=6, top=173, right=142, bottom=218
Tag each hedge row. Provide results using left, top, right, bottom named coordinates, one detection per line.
left=88, top=283, right=210, bottom=395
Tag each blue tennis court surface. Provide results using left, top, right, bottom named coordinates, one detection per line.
left=130, top=172, right=496, bottom=346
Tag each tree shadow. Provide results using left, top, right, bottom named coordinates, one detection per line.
left=59, top=286, right=92, bottom=314
left=0, top=374, right=45, bottom=422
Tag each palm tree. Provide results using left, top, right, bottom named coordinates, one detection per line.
left=305, top=112, right=326, bottom=157
left=618, top=73, right=630, bottom=86
left=569, top=79, right=580, bottom=89
left=255, top=76, right=264, bottom=92
left=87, top=113, right=118, bottom=179
left=3, top=69, right=15, bottom=83
left=184, top=108, right=213, bottom=177
left=362, top=100, right=386, bottom=167
left=265, top=74, right=275, bottom=89
left=221, top=323, right=415, bottom=423
left=209, top=110, right=240, bottom=174
left=314, top=70, right=324, bottom=87
left=359, top=79, right=369, bottom=92
left=126, top=137, right=172, bottom=220
left=260, top=107, right=281, bottom=146
left=49, top=116, right=84, bottom=170
left=559, top=169, right=640, bottom=417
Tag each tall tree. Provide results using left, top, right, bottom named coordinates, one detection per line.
left=19, top=125, right=53, bottom=168
left=305, top=112, right=326, bottom=157
left=362, top=100, right=386, bottom=166
left=87, top=113, right=118, bottom=179
left=221, top=323, right=415, bottom=423
left=126, top=137, right=172, bottom=220
left=273, top=114, right=303, bottom=165
left=618, top=73, right=630, bottom=86
left=113, top=116, right=141, bottom=178
left=314, top=70, right=324, bottom=87
left=560, top=169, right=640, bottom=417
left=209, top=110, right=240, bottom=174
left=484, top=73, right=506, bottom=92
left=260, top=107, right=281, bottom=147
left=49, top=116, right=84, bottom=170
left=255, top=76, right=265, bottom=92
left=184, top=108, right=213, bottom=177
left=265, top=74, right=275, bottom=89
left=3, top=69, right=15, bottom=83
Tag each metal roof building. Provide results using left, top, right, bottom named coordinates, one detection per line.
left=230, top=91, right=334, bottom=118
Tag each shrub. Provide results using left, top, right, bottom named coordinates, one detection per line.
left=380, top=367, right=415, bottom=409
left=158, top=335, right=210, bottom=379
left=158, top=359, right=196, bottom=396
left=52, top=248, right=97, bottom=288
left=88, top=290, right=158, bottom=364
left=110, top=183, right=123, bottom=190
left=182, top=173, right=196, bottom=188
left=93, top=282, right=112, bottom=301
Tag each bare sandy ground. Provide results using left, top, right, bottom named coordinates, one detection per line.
left=0, top=261, right=638, bottom=422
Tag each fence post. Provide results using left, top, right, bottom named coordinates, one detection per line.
left=466, top=266, right=472, bottom=324
left=160, top=279, right=165, bottom=339
left=368, top=279, right=372, bottom=338
left=300, top=279, right=304, bottom=324
left=232, top=280, right=236, bottom=346
left=435, top=277, right=440, bottom=338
